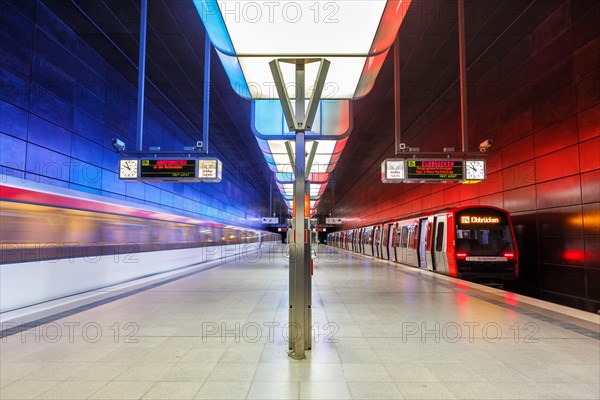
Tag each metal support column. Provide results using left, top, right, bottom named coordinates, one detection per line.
left=303, top=179, right=312, bottom=351
left=269, top=58, right=329, bottom=360
left=291, top=61, right=307, bottom=359
left=292, top=129, right=307, bottom=359
left=458, top=0, right=469, bottom=152
left=269, top=173, right=273, bottom=216
left=135, top=0, right=148, bottom=151
left=202, top=34, right=211, bottom=154
left=394, top=33, right=402, bottom=155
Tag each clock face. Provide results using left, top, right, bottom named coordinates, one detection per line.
left=119, top=159, right=139, bottom=179
left=465, top=160, right=485, bottom=180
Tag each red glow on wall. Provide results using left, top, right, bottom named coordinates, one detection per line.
left=563, top=250, right=585, bottom=262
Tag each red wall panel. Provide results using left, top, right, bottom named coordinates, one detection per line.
left=536, top=175, right=582, bottom=209
left=581, top=170, right=600, bottom=203
left=533, top=116, right=578, bottom=157
left=502, top=161, right=536, bottom=191
left=502, top=135, right=534, bottom=168
left=535, top=145, right=580, bottom=182
left=582, top=203, right=600, bottom=235
left=579, top=137, right=600, bottom=172
left=578, top=103, right=599, bottom=141
left=532, top=86, right=576, bottom=131
left=574, top=37, right=600, bottom=80
left=504, top=186, right=536, bottom=212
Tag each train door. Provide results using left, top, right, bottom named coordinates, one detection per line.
left=375, top=226, right=380, bottom=258
left=418, top=219, right=428, bottom=269
left=432, top=215, right=448, bottom=273
left=383, top=224, right=390, bottom=260
left=391, top=223, right=398, bottom=262
left=377, top=225, right=383, bottom=258
left=373, top=227, right=379, bottom=258
left=424, top=219, right=434, bottom=270
left=380, top=224, right=387, bottom=259
left=359, top=229, right=363, bottom=254
left=366, top=227, right=373, bottom=256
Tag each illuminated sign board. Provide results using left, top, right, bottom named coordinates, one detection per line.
left=406, top=159, right=463, bottom=181
left=381, top=159, right=406, bottom=183
left=140, top=159, right=197, bottom=180
left=198, top=158, right=223, bottom=182
left=459, top=216, right=501, bottom=224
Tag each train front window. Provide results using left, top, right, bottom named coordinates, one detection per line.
left=455, top=209, right=515, bottom=256
left=455, top=225, right=514, bottom=255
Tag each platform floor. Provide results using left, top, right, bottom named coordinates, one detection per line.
left=1, top=244, right=599, bottom=400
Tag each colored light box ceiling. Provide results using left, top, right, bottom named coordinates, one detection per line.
left=194, top=0, right=413, bottom=99
left=253, top=100, right=350, bottom=212
left=194, top=0, right=412, bottom=214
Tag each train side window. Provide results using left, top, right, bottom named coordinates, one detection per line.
left=401, top=226, right=409, bottom=247
left=425, top=222, right=433, bottom=251
left=411, top=225, right=419, bottom=250
left=435, top=222, right=445, bottom=252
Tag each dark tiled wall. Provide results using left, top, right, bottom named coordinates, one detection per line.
left=0, top=0, right=267, bottom=227
left=337, top=1, right=600, bottom=312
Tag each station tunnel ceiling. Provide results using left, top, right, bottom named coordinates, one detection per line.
left=44, top=0, right=567, bottom=216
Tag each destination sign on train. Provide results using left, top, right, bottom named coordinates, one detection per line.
left=460, top=216, right=501, bottom=224
left=406, top=159, right=464, bottom=181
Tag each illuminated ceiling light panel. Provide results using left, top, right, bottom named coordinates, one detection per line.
left=253, top=100, right=351, bottom=137
left=194, top=0, right=413, bottom=99
left=277, top=182, right=326, bottom=201
left=253, top=99, right=348, bottom=211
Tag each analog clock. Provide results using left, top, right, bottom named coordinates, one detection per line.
left=465, top=160, right=485, bottom=180
left=119, top=159, right=139, bottom=179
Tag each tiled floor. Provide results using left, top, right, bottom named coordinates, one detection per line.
left=1, top=244, right=598, bottom=399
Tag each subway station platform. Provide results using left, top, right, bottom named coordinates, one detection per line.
left=1, top=244, right=599, bottom=400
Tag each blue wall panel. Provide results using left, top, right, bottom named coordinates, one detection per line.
left=29, top=86, right=73, bottom=129
left=0, top=2, right=34, bottom=48
left=0, top=100, right=28, bottom=139
left=0, top=66, right=30, bottom=109
left=0, top=31, right=32, bottom=78
left=27, top=114, right=71, bottom=154
left=0, top=0, right=267, bottom=228
left=0, top=133, right=26, bottom=168
left=32, top=56, right=75, bottom=104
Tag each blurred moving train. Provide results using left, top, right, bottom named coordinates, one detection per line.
left=328, top=206, right=518, bottom=280
left=0, top=179, right=279, bottom=313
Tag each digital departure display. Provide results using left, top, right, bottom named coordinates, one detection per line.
left=140, top=159, right=197, bottom=179
left=406, top=159, right=463, bottom=180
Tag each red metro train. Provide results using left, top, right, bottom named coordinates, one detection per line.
left=328, top=206, right=518, bottom=280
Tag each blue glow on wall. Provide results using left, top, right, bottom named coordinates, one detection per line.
left=0, top=0, right=267, bottom=228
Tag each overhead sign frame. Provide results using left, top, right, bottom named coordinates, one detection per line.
left=118, top=157, right=223, bottom=182
left=381, top=158, right=486, bottom=184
